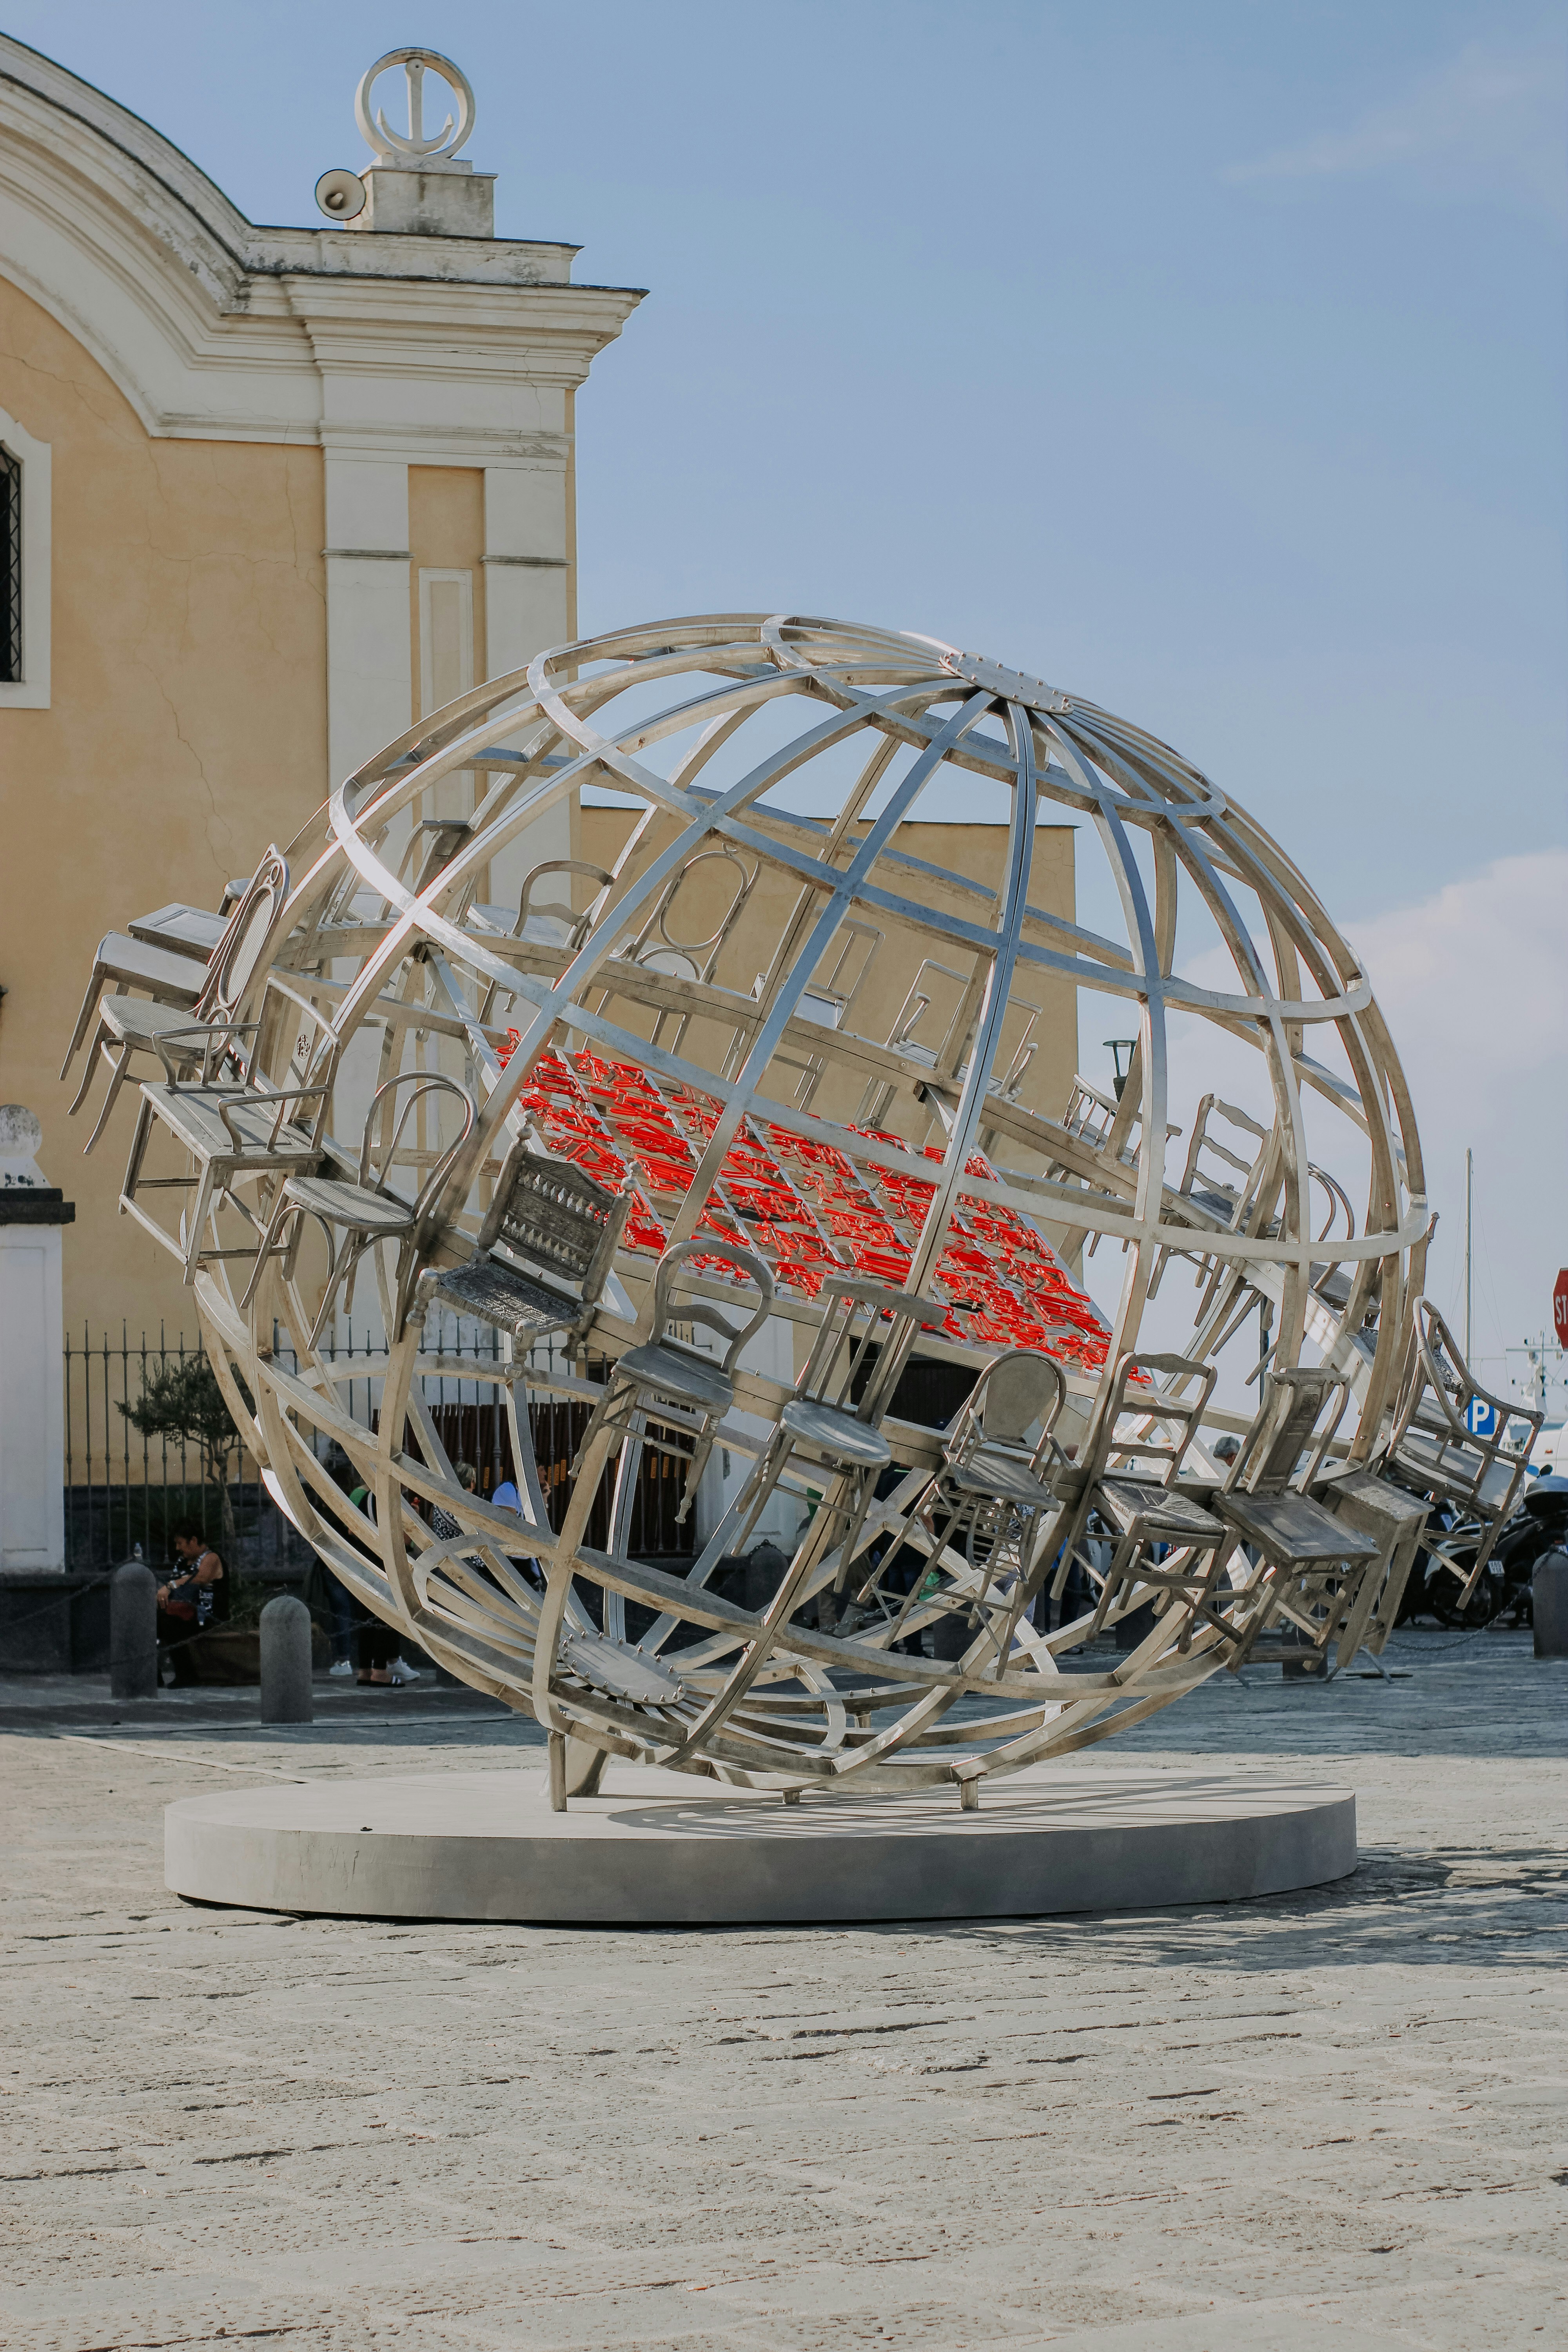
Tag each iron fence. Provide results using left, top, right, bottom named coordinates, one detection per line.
left=62, top=1322, right=694, bottom=1578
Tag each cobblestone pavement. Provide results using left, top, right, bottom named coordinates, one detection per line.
left=2, top=1629, right=1564, bottom=2351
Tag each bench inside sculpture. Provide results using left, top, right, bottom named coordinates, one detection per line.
left=66, top=610, right=1520, bottom=1915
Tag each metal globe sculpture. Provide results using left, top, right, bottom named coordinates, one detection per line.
left=75, top=613, right=1435, bottom=1800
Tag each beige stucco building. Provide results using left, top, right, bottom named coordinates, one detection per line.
left=0, top=36, right=642, bottom=1347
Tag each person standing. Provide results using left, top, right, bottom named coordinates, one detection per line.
left=345, top=1477, right=423, bottom=1686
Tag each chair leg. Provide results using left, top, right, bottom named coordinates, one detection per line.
left=60, top=972, right=107, bottom=1082
left=305, top=1228, right=354, bottom=1349
left=675, top=1418, right=720, bottom=1526
left=80, top=1044, right=133, bottom=1155
left=118, top=1093, right=156, bottom=1214
left=238, top=1194, right=299, bottom=1316
left=68, top=1021, right=110, bottom=1118
left=181, top=1161, right=223, bottom=1284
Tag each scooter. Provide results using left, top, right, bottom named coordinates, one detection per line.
left=1405, top=1474, right=1568, bottom=1629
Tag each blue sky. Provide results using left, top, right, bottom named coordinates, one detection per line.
left=10, top=1, right=1567, bottom=1394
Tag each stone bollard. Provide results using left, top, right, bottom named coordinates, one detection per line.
left=260, top=1594, right=314, bottom=1723
left=110, top=1558, right=158, bottom=1700
left=1533, top=1550, right=1568, bottom=1659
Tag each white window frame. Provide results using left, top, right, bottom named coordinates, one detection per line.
left=0, top=409, right=51, bottom=710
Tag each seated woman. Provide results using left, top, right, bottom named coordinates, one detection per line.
left=157, top=1522, right=225, bottom=1686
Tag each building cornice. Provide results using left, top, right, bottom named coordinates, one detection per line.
left=0, top=35, right=644, bottom=448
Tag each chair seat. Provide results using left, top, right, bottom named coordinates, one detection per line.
left=128, top=904, right=229, bottom=961
left=1392, top=1430, right=1517, bottom=1513
left=947, top=1446, right=1058, bottom=1513
left=141, top=1083, right=321, bottom=1168
left=1217, top=1488, right=1381, bottom=1566
left=780, top=1396, right=891, bottom=1470
left=100, top=998, right=216, bottom=1049
left=283, top=1174, right=415, bottom=1234
left=617, top=1339, right=735, bottom=1416
left=1099, top=1477, right=1225, bottom=1543
left=425, top=1253, right=586, bottom=1343
left=93, top=934, right=205, bottom=1005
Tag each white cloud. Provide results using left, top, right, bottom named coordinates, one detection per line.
left=1130, top=851, right=1568, bottom=1413
left=1347, top=850, right=1568, bottom=1396
left=1227, top=41, right=1568, bottom=229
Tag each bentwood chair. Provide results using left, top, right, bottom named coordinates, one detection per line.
left=242, top=1073, right=475, bottom=1344
left=732, top=1275, right=944, bottom=1617
left=573, top=1238, right=775, bottom=1527
left=908, top=1350, right=1069, bottom=1630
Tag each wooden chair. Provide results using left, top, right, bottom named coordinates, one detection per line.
left=67, top=849, right=291, bottom=1153
left=415, top=1126, right=630, bottom=1348
left=1215, top=1367, right=1382, bottom=1669
left=573, top=1238, right=775, bottom=1526
left=1384, top=1299, right=1542, bottom=1603
left=241, top=1073, right=475, bottom=1345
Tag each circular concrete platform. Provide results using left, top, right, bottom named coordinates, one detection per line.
left=165, top=1762, right=1356, bottom=1925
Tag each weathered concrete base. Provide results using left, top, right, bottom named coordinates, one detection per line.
left=165, top=1762, right=1356, bottom=1924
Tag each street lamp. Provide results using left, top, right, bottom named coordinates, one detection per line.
left=1104, top=1039, right=1136, bottom=1101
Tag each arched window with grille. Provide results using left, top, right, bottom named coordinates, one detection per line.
left=0, top=413, right=49, bottom=709
left=2, top=445, right=22, bottom=684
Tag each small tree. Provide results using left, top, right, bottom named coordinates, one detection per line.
left=120, top=1357, right=246, bottom=1557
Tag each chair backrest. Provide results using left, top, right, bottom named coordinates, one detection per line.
left=194, top=848, right=290, bottom=1024
left=1229, top=1365, right=1348, bottom=1497
left=795, top=1275, right=944, bottom=1426
left=947, top=1348, right=1066, bottom=1479
left=626, top=846, right=756, bottom=984
left=976, top=1350, right=1066, bottom=1451
left=1176, top=1093, right=1270, bottom=1229
left=1387, top=1297, right=1541, bottom=1512
left=648, top=1238, right=775, bottom=1376
left=481, top=1128, right=630, bottom=1305
left=514, top=860, right=613, bottom=951
left=361, top=1073, right=475, bottom=1217
left=1088, top=1351, right=1218, bottom=1489
left=399, top=816, right=474, bottom=899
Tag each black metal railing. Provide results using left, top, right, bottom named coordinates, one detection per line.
left=62, top=1324, right=694, bottom=1577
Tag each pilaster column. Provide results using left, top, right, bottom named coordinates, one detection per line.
left=324, top=454, right=412, bottom=784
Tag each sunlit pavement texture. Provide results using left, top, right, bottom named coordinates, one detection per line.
left=3, top=1629, right=1564, bottom=2351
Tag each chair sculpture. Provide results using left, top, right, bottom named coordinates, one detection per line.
left=1214, top=1366, right=1382, bottom=1671
left=572, top=1237, right=775, bottom=1528
left=1049, top=1352, right=1228, bottom=1647
left=243, top=1073, right=475, bottom=1344
left=117, top=965, right=339, bottom=1292
left=910, top=1349, right=1068, bottom=1636
left=71, top=610, right=1439, bottom=1801
left=474, top=860, right=615, bottom=1026
left=1312, top=1463, right=1432, bottom=1671
left=415, top=1125, right=630, bottom=1348
left=1385, top=1298, right=1542, bottom=1603
left=733, top=1275, right=943, bottom=1626
left=67, top=850, right=292, bottom=1152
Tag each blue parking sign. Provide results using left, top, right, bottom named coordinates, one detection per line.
left=1465, top=1397, right=1498, bottom=1438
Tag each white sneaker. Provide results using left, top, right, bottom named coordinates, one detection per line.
left=387, top=1657, right=421, bottom=1684
left=328, top=1659, right=354, bottom=1678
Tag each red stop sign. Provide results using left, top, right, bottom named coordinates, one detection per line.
left=1556, top=1269, right=1568, bottom=1346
